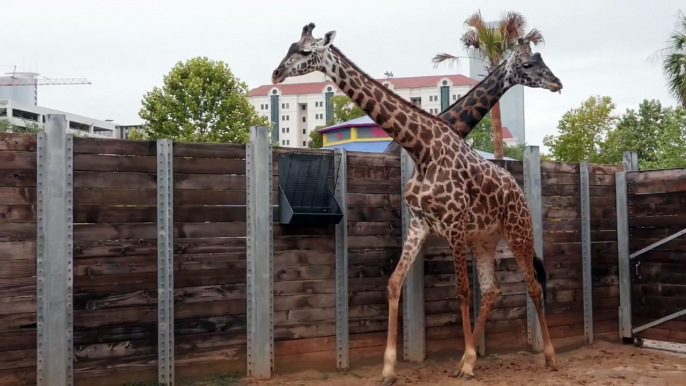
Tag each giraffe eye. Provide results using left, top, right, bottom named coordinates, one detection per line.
left=522, top=62, right=534, bottom=69
left=299, top=49, right=313, bottom=55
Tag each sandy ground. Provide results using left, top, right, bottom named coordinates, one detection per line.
left=239, top=340, right=686, bottom=386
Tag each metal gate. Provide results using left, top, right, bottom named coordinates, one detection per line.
left=616, top=158, right=686, bottom=346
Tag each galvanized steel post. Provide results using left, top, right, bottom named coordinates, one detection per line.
left=37, top=114, right=74, bottom=386
left=334, top=148, right=349, bottom=370
left=617, top=151, right=638, bottom=340
left=579, top=161, right=594, bottom=345
left=246, top=126, right=274, bottom=378
left=157, top=139, right=175, bottom=385
left=523, top=146, right=544, bottom=352
left=400, top=149, right=425, bottom=363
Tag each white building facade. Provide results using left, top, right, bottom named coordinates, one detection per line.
left=0, top=99, right=117, bottom=138
left=248, top=73, right=481, bottom=148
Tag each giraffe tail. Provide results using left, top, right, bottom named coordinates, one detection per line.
left=532, top=254, right=547, bottom=306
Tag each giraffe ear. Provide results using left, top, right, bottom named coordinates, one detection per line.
left=322, top=30, right=336, bottom=47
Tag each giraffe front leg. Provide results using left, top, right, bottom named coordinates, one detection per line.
left=379, top=217, right=428, bottom=386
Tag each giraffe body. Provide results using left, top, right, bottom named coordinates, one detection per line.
left=271, top=23, right=561, bottom=385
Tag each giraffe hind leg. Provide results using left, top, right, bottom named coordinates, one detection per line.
left=504, top=217, right=558, bottom=371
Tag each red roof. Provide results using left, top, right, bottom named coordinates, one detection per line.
left=501, top=126, right=514, bottom=139
left=248, top=74, right=478, bottom=97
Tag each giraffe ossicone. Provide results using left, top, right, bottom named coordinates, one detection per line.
left=271, top=22, right=560, bottom=385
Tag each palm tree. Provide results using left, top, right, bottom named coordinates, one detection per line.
left=432, top=10, right=543, bottom=159
left=649, top=10, right=686, bottom=108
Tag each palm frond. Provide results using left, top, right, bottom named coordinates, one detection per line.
left=523, top=28, right=545, bottom=45
left=464, top=10, right=485, bottom=29
left=461, top=29, right=481, bottom=51
left=431, top=53, right=461, bottom=69
left=501, top=11, right=526, bottom=39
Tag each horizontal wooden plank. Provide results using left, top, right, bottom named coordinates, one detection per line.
left=0, top=151, right=35, bottom=170
left=627, top=168, right=686, bottom=183
left=347, top=152, right=400, bottom=168
left=175, top=173, right=245, bottom=190
left=628, top=191, right=686, bottom=206
left=0, top=187, right=36, bottom=205
left=629, top=214, right=686, bottom=228
left=75, top=153, right=246, bottom=175
left=0, top=205, right=36, bottom=223
left=173, top=142, right=246, bottom=159
left=347, top=178, right=400, bottom=194
left=75, top=222, right=246, bottom=241
left=0, top=134, right=37, bottom=152
left=347, top=207, right=401, bottom=223
left=628, top=179, right=686, bottom=195
left=0, top=241, right=35, bottom=261
left=74, top=137, right=156, bottom=156
left=346, top=193, right=401, bottom=209
left=0, top=170, right=36, bottom=187
left=347, top=165, right=401, bottom=181
left=629, top=203, right=686, bottom=218
left=540, top=161, right=578, bottom=174
left=74, top=171, right=156, bottom=189
left=542, top=184, right=613, bottom=197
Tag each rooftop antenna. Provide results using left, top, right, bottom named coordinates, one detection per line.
left=383, top=71, right=394, bottom=79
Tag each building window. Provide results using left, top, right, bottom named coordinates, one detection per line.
left=302, top=128, right=307, bottom=134
left=457, top=94, right=461, bottom=99
left=301, top=104, right=307, bottom=111
left=287, top=127, right=290, bottom=133
left=302, top=117, right=306, bottom=123
left=452, top=95, right=457, bottom=100
left=302, top=141, right=307, bottom=146
left=281, top=102, right=290, bottom=109
left=282, top=115, right=290, bottom=121
left=286, top=139, right=290, bottom=145
left=282, top=140, right=285, bottom=145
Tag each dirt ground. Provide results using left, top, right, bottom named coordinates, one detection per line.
left=240, top=340, right=686, bottom=386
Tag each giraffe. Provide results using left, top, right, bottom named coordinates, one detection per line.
left=271, top=23, right=559, bottom=385
left=438, top=39, right=562, bottom=139
left=384, top=39, right=562, bottom=153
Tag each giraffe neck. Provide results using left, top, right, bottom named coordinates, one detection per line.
left=323, top=46, right=441, bottom=163
left=438, top=61, right=514, bottom=139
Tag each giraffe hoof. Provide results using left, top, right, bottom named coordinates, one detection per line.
left=450, top=368, right=476, bottom=380
left=379, top=375, right=397, bottom=386
left=545, top=357, right=559, bottom=371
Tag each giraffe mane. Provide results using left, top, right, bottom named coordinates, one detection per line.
left=328, top=44, right=462, bottom=130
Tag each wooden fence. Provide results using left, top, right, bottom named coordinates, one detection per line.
left=0, top=119, right=630, bottom=386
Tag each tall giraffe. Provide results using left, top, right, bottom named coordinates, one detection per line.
left=271, top=23, right=559, bottom=385
left=384, top=41, right=562, bottom=152
left=438, top=40, right=562, bottom=139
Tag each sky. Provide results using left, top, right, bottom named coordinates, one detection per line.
left=4, top=0, right=684, bottom=151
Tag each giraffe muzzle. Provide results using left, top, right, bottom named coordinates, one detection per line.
left=272, top=68, right=286, bottom=84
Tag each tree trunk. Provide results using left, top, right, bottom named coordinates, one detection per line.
left=492, top=101, right=504, bottom=159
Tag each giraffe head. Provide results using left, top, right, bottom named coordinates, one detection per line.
left=506, top=38, right=563, bottom=93
left=271, top=22, right=336, bottom=84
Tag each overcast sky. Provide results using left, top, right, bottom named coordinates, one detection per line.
left=4, top=0, right=684, bottom=151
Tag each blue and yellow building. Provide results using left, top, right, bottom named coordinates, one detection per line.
left=319, top=116, right=393, bottom=152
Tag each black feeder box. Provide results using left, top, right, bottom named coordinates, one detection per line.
left=278, top=151, right=343, bottom=226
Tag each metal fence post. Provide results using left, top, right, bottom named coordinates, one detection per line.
left=246, top=126, right=274, bottom=378
left=400, top=149, right=425, bottom=363
left=617, top=151, right=638, bottom=341
left=37, top=114, right=74, bottom=386
left=523, top=146, right=544, bottom=352
left=579, top=161, right=594, bottom=345
left=157, top=139, right=174, bottom=385
left=334, top=148, right=349, bottom=370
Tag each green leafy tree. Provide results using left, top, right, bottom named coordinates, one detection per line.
left=308, top=125, right=325, bottom=148
left=330, top=95, right=365, bottom=124
left=138, top=56, right=269, bottom=143
left=543, top=96, right=618, bottom=163
left=432, top=10, right=543, bottom=159
left=649, top=10, right=686, bottom=107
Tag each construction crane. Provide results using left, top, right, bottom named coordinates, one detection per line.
left=0, top=75, right=91, bottom=86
